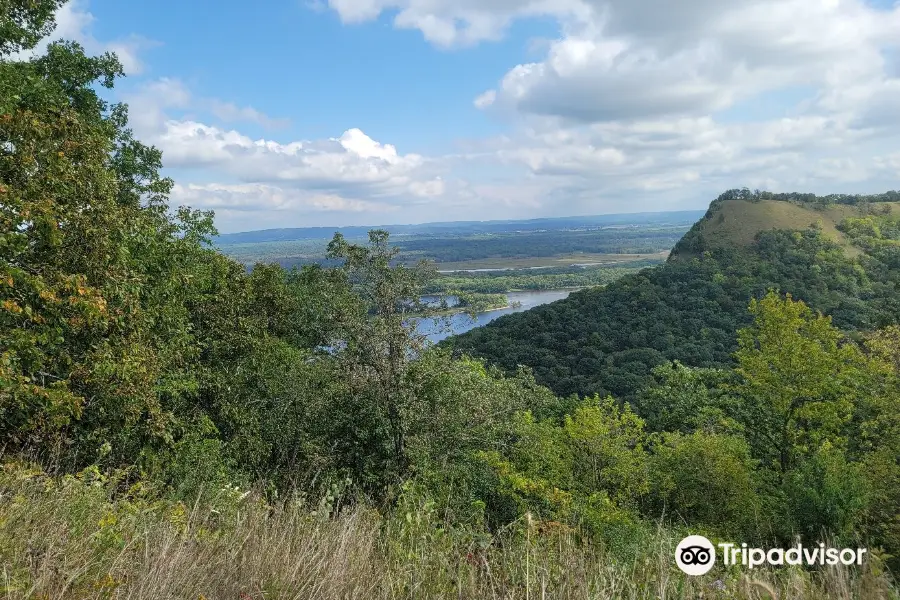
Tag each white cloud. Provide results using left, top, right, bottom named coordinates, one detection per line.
left=409, top=177, right=446, bottom=198
left=315, top=0, right=900, bottom=214
left=171, top=183, right=393, bottom=213
left=327, top=0, right=578, bottom=47
left=209, top=101, right=292, bottom=130
left=321, top=0, right=900, bottom=130
left=473, top=0, right=900, bottom=124
left=124, top=78, right=192, bottom=132
left=123, top=79, right=454, bottom=230
left=150, top=121, right=437, bottom=198
left=449, top=98, right=898, bottom=214
left=125, top=78, right=290, bottom=132
left=875, top=153, right=900, bottom=174
left=473, top=90, right=497, bottom=109
left=443, top=0, right=900, bottom=217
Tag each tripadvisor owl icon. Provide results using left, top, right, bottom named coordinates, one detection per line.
left=676, top=535, right=716, bottom=576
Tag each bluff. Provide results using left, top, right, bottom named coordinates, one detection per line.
left=448, top=189, right=900, bottom=400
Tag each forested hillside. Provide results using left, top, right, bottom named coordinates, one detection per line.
left=449, top=190, right=900, bottom=400
left=2, top=4, right=900, bottom=598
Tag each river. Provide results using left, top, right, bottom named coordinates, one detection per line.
left=416, top=289, right=576, bottom=344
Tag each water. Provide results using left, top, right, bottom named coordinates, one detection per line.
left=416, top=289, right=576, bottom=344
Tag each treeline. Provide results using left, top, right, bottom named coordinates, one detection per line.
left=218, top=230, right=677, bottom=270
left=214, top=210, right=706, bottom=246
left=394, top=229, right=683, bottom=263
left=713, top=187, right=900, bottom=207
left=424, top=263, right=661, bottom=294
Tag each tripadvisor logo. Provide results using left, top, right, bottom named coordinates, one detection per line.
left=675, top=535, right=868, bottom=576
left=676, top=535, right=716, bottom=575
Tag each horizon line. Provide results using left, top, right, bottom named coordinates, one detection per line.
left=214, top=207, right=708, bottom=238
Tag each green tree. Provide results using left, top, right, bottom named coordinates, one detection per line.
left=1, top=3, right=271, bottom=483
left=782, top=444, right=870, bottom=542
left=0, top=0, right=65, bottom=55
left=481, top=396, right=649, bottom=536
left=0, top=19, right=203, bottom=465
left=324, top=230, right=440, bottom=491
left=648, top=431, right=760, bottom=536
left=856, top=326, right=900, bottom=561
left=636, top=361, right=739, bottom=434
left=732, top=291, right=865, bottom=473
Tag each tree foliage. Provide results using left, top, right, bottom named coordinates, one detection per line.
left=733, top=291, right=864, bottom=472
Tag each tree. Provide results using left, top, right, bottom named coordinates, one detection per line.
left=324, top=230, right=441, bottom=491
left=1, top=3, right=222, bottom=475
left=636, top=361, right=738, bottom=434
left=0, top=23, right=188, bottom=463
left=484, top=396, right=649, bottom=521
left=732, top=291, right=865, bottom=473
left=782, top=444, right=870, bottom=542
left=0, top=0, right=66, bottom=55
left=648, top=431, right=760, bottom=536
left=856, top=326, right=900, bottom=561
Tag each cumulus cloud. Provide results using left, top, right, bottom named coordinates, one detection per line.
left=445, top=0, right=900, bottom=215
left=323, top=0, right=900, bottom=129
left=123, top=79, right=451, bottom=229
left=315, top=0, right=900, bottom=212
left=151, top=121, right=436, bottom=197
left=473, top=0, right=900, bottom=123
left=451, top=99, right=897, bottom=215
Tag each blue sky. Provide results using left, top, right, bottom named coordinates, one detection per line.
left=89, top=0, right=552, bottom=151
left=23, top=0, right=900, bottom=232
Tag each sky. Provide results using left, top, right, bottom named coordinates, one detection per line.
left=16, top=0, right=900, bottom=232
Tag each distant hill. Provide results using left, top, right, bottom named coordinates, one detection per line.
left=213, top=210, right=707, bottom=245
left=448, top=189, right=900, bottom=400
left=670, top=189, right=900, bottom=259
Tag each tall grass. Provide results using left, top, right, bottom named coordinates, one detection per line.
left=1, top=463, right=896, bottom=600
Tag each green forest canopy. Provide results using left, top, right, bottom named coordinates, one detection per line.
left=449, top=191, right=900, bottom=400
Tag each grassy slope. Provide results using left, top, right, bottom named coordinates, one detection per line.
left=671, top=200, right=900, bottom=260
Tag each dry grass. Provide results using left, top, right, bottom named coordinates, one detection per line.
left=684, top=200, right=900, bottom=259
left=1, top=464, right=897, bottom=600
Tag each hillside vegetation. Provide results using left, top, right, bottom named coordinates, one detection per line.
left=2, top=4, right=900, bottom=599
left=451, top=189, right=900, bottom=400
left=671, top=189, right=900, bottom=258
